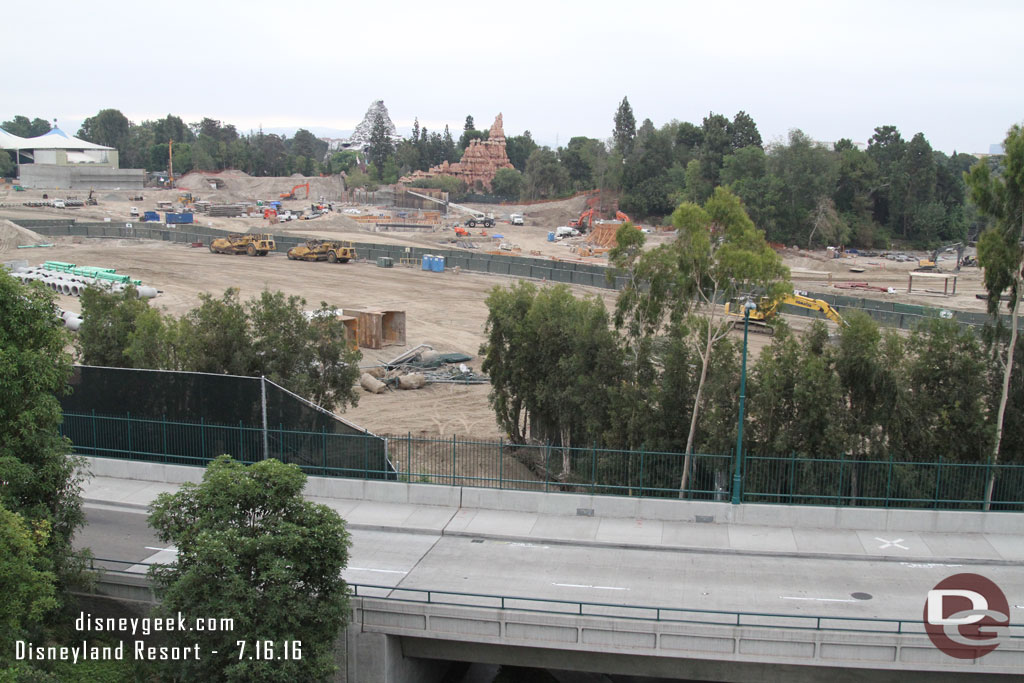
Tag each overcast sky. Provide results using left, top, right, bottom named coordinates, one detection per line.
left=5, top=0, right=1022, bottom=154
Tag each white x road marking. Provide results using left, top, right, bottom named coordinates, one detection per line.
left=875, top=537, right=909, bottom=550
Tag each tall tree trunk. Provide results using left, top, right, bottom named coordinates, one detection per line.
left=985, top=270, right=1022, bottom=510
left=680, top=326, right=714, bottom=498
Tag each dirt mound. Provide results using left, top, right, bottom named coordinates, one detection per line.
left=0, top=220, right=47, bottom=254
left=175, top=171, right=347, bottom=205
left=459, top=194, right=591, bottom=226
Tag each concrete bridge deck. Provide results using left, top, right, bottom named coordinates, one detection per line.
left=76, top=457, right=1024, bottom=681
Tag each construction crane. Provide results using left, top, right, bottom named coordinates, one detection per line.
left=725, top=292, right=846, bottom=335
left=404, top=189, right=495, bottom=228
left=280, top=183, right=310, bottom=200
left=168, top=139, right=175, bottom=188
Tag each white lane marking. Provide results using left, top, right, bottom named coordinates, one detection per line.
left=781, top=596, right=858, bottom=603
left=348, top=567, right=408, bottom=575
left=144, top=546, right=177, bottom=553
left=875, top=537, right=909, bottom=550
left=900, top=562, right=962, bottom=568
left=553, top=583, right=628, bottom=591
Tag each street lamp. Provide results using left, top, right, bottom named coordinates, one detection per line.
left=732, top=299, right=757, bottom=504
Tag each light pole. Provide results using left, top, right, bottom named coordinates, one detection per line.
left=732, top=299, right=757, bottom=504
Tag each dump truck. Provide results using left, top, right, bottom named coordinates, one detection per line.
left=286, top=239, right=356, bottom=263
left=209, top=233, right=276, bottom=256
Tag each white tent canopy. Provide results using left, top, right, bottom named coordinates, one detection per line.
left=0, top=127, right=31, bottom=150
left=0, top=126, right=114, bottom=151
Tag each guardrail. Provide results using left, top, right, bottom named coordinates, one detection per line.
left=88, top=558, right=1023, bottom=639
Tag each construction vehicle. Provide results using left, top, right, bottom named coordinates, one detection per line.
left=280, top=183, right=310, bottom=200
left=178, top=192, right=194, bottom=204
left=615, top=210, right=631, bottom=223
left=86, top=189, right=97, bottom=206
left=286, top=239, right=356, bottom=263
left=570, top=208, right=596, bottom=230
left=725, top=292, right=846, bottom=335
left=917, top=243, right=965, bottom=271
left=209, top=233, right=276, bottom=256
left=404, top=189, right=495, bottom=228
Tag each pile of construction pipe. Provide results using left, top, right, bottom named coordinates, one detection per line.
left=11, top=266, right=159, bottom=299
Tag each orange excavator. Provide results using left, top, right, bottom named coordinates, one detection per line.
left=280, top=182, right=310, bottom=200
left=615, top=210, right=631, bottom=223
left=570, top=208, right=596, bottom=230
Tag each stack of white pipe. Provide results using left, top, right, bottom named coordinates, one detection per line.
left=11, top=267, right=158, bottom=299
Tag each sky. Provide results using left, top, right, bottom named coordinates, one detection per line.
left=4, top=0, right=1022, bottom=155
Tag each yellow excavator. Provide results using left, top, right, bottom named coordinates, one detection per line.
left=725, top=292, right=846, bottom=334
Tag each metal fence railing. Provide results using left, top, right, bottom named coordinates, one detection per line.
left=63, top=412, right=1024, bottom=511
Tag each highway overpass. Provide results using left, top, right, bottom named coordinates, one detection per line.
left=75, top=457, right=1024, bottom=682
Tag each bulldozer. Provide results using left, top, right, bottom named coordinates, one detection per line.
left=209, top=233, right=276, bottom=256
left=286, top=239, right=356, bottom=263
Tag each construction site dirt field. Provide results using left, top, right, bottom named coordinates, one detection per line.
left=0, top=178, right=992, bottom=441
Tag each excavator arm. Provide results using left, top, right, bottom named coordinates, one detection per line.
left=780, top=293, right=846, bottom=326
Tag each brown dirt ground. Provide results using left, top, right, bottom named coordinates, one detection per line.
left=0, top=176, right=990, bottom=445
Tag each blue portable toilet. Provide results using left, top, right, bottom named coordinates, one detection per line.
left=432, top=255, right=445, bottom=272
left=422, top=255, right=433, bottom=271
left=547, top=231, right=555, bottom=242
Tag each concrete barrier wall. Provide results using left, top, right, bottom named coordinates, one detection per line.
left=81, top=457, right=1021, bottom=534
left=18, top=166, right=144, bottom=190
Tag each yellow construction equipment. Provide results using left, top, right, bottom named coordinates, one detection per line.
left=725, top=292, right=846, bottom=334
left=209, top=233, right=276, bottom=256
left=286, top=239, right=356, bottom=263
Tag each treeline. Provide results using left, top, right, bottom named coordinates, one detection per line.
left=480, top=185, right=1023, bottom=503
left=481, top=283, right=1022, bottom=473
left=2, top=104, right=988, bottom=246
left=77, top=286, right=362, bottom=412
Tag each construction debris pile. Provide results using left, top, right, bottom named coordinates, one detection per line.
left=358, top=344, right=488, bottom=394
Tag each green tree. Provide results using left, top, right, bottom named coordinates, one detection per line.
left=178, top=289, right=253, bottom=376
left=0, top=272, right=85, bottom=619
left=506, top=131, right=538, bottom=172
left=290, top=128, right=327, bottom=164
left=2, top=115, right=52, bottom=137
left=0, top=504, right=58, bottom=672
left=523, top=148, right=570, bottom=200
left=899, top=319, right=992, bottom=465
left=77, top=285, right=153, bottom=367
left=149, top=456, right=351, bottom=682
left=730, top=110, right=762, bottom=150
left=0, top=149, right=13, bottom=177
left=612, top=96, right=636, bottom=157
left=367, top=112, right=394, bottom=172
left=490, top=167, right=524, bottom=199
left=768, top=129, right=838, bottom=246
left=77, top=108, right=131, bottom=152
left=480, top=282, right=621, bottom=458
left=966, top=123, right=1024, bottom=508
left=613, top=188, right=790, bottom=493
